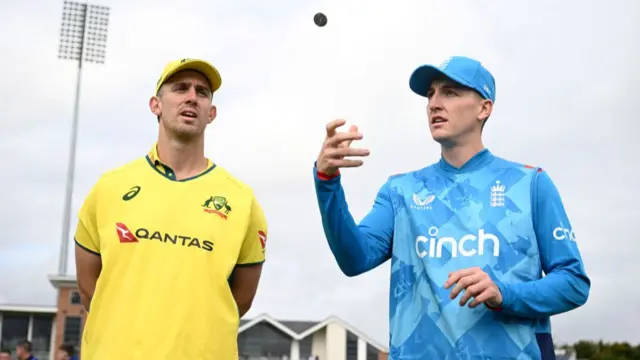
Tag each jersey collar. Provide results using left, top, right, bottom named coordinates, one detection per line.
left=438, top=148, right=493, bottom=174
left=145, top=143, right=216, bottom=182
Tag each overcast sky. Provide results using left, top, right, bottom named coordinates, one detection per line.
left=1, top=0, right=638, bottom=347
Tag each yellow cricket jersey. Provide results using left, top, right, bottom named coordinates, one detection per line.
left=74, top=144, right=268, bottom=360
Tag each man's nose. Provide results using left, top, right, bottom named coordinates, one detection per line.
left=185, top=86, right=197, bottom=101
left=428, top=94, right=443, bottom=113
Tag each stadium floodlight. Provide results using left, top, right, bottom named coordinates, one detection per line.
left=57, top=0, right=110, bottom=276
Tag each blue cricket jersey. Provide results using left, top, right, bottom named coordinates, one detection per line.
left=314, top=149, right=590, bottom=360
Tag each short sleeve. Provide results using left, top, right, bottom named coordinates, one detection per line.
left=74, top=182, right=101, bottom=255
left=236, top=195, right=268, bottom=266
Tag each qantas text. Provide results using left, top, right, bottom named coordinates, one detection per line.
left=135, top=228, right=214, bottom=252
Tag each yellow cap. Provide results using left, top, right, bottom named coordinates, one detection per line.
left=155, top=58, right=222, bottom=95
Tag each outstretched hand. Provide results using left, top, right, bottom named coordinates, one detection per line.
left=316, top=119, right=370, bottom=176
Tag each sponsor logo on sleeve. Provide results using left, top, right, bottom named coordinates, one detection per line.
left=258, top=230, right=267, bottom=249
left=553, top=227, right=576, bottom=241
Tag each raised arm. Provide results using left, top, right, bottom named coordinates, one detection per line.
left=496, top=169, right=590, bottom=317
left=313, top=119, right=393, bottom=277
left=314, top=168, right=394, bottom=276
left=230, top=194, right=268, bottom=318
left=74, top=183, right=103, bottom=312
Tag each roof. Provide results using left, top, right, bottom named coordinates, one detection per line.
left=0, top=304, right=57, bottom=313
left=48, top=274, right=78, bottom=288
left=280, top=320, right=320, bottom=334
left=239, top=319, right=319, bottom=334
left=239, top=313, right=388, bottom=352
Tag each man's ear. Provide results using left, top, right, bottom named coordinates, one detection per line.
left=478, top=99, right=493, bottom=123
left=149, top=96, right=161, bottom=117
left=207, top=105, right=217, bottom=124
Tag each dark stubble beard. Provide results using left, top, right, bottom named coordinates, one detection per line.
left=169, top=120, right=205, bottom=143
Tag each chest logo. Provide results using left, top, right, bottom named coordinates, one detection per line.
left=122, top=186, right=141, bottom=201
left=416, top=227, right=500, bottom=259
left=202, top=196, right=232, bottom=219
left=490, top=180, right=506, bottom=208
left=411, top=193, right=435, bottom=210
left=115, top=223, right=139, bottom=243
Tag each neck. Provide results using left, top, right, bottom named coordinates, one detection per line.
left=440, top=138, right=485, bottom=168
left=156, top=130, right=207, bottom=179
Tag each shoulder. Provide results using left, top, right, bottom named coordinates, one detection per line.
left=489, top=155, right=544, bottom=174
left=387, top=163, right=439, bottom=185
left=90, top=156, right=148, bottom=194
left=207, top=165, right=264, bottom=218
left=489, top=155, right=559, bottom=196
left=207, top=164, right=258, bottom=198
left=379, top=164, right=440, bottom=206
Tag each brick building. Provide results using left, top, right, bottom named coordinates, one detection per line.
left=0, top=275, right=390, bottom=360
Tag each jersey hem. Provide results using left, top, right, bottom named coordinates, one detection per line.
left=74, top=238, right=100, bottom=256
left=235, top=260, right=265, bottom=267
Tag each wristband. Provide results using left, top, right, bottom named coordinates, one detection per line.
left=316, top=169, right=340, bottom=180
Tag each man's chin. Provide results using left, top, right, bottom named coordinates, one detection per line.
left=171, top=124, right=205, bottom=141
left=431, top=132, right=450, bottom=144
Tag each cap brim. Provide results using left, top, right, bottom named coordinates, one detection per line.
left=409, top=65, right=474, bottom=97
left=157, top=60, right=222, bottom=94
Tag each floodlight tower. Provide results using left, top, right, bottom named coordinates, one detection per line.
left=57, top=0, right=110, bottom=275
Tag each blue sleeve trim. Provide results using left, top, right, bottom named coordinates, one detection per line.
left=535, top=333, right=556, bottom=360
left=531, top=169, right=540, bottom=229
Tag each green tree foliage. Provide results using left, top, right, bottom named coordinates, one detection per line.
left=570, top=340, right=640, bottom=360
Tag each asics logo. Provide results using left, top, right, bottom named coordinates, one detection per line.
left=415, top=227, right=500, bottom=258
left=122, top=186, right=141, bottom=201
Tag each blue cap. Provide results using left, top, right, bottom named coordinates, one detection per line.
left=409, top=56, right=496, bottom=102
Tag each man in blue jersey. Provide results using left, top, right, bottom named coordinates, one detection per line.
left=313, top=56, right=590, bottom=359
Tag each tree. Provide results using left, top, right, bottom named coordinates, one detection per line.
left=574, top=340, right=598, bottom=358
left=571, top=340, right=640, bottom=360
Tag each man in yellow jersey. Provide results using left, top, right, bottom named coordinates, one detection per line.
left=74, top=58, right=268, bottom=360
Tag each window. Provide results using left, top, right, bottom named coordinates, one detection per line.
left=63, top=316, right=83, bottom=346
left=367, top=344, right=379, bottom=360
left=346, top=331, right=358, bottom=360
left=0, top=313, right=29, bottom=350
left=31, top=314, right=54, bottom=352
left=237, top=322, right=292, bottom=359
left=69, top=291, right=82, bottom=305
left=299, top=336, right=313, bottom=359
left=32, top=314, right=54, bottom=360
